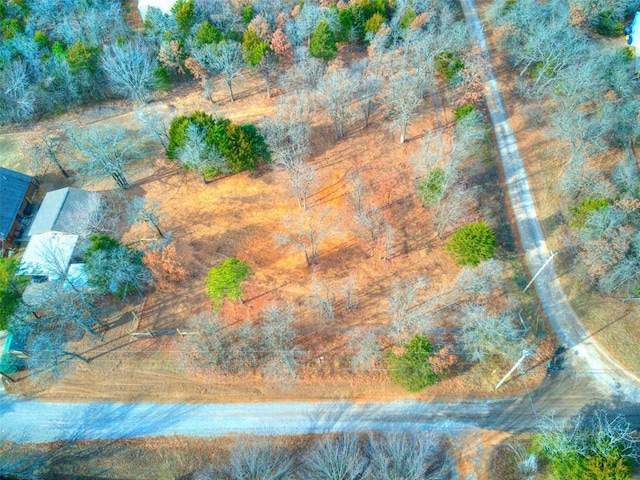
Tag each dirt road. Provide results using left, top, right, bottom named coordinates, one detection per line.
left=459, top=0, right=640, bottom=401
left=3, top=374, right=630, bottom=442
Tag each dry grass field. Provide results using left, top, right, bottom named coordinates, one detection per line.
left=2, top=50, right=554, bottom=402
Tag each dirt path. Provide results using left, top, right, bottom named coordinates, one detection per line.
left=460, top=0, right=640, bottom=401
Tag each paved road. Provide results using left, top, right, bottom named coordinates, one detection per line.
left=459, top=0, right=640, bottom=401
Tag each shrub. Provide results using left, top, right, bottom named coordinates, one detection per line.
left=206, top=258, right=251, bottom=310
left=2, top=17, right=22, bottom=40
left=417, top=167, right=447, bottom=206
left=445, top=222, right=498, bottom=266
left=399, top=7, right=417, bottom=29
left=364, top=12, right=385, bottom=35
left=534, top=411, right=637, bottom=480
left=503, top=0, right=517, bottom=12
left=241, top=4, right=254, bottom=25
left=435, top=51, right=464, bottom=81
left=569, top=198, right=609, bottom=229
left=0, top=257, right=27, bottom=331
left=51, top=41, right=66, bottom=59
left=387, top=335, right=438, bottom=392
left=454, top=103, right=476, bottom=121
left=153, top=64, right=172, bottom=91
left=0, top=353, right=20, bottom=375
left=33, top=30, right=49, bottom=47
left=618, top=46, right=634, bottom=62
left=595, top=9, right=624, bottom=37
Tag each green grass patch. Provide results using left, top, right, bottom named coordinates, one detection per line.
left=0, top=135, right=21, bottom=169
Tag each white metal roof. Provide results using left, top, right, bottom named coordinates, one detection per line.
left=28, top=187, right=100, bottom=237
left=18, top=232, right=79, bottom=279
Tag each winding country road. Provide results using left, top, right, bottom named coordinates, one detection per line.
left=0, top=0, right=639, bottom=446
left=459, top=0, right=640, bottom=400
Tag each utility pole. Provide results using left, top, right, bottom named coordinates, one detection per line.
left=523, top=251, right=558, bottom=293
left=495, top=349, right=529, bottom=391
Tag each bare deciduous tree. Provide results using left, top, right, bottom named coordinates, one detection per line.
left=137, top=108, right=171, bottom=154
left=128, top=197, right=164, bottom=238
left=23, top=321, right=90, bottom=387
left=101, top=38, right=157, bottom=104
left=317, top=67, right=356, bottom=140
left=263, top=100, right=317, bottom=208
left=349, top=327, right=382, bottom=372
left=20, top=127, right=69, bottom=178
left=341, top=275, right=358, bottom=312
left=275, top=208, right=335, bottom=266
left=353, top=59, right=382, bottom=128
left=192, top=40, right=244, bottom=101
left=307, top=275, right=336, bottom=322
left=66, top=125, right=137, bottom=189
left=387, top=275, right=429, bottom=340
left=303, top=434, right=367, bottom=480
left=385, top=71, right=422, bottom=144
left=182, top=313, right=257, bottom=374
left=259, top=303, right=303, bottom=380
left=177, top=123, right=229, bottom=183
left=0, top=60, right=36, bottom=124
left=459, top=305, right=524, bottom=363
left=226, top=438, right=293, bottom=480
left=366, top=432, right=447, bottom=480
left=536, top=410, right=640, bottom=465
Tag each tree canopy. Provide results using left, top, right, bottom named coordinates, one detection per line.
left=309, top=20, right=337, bottom=61
left=386, top=335, right=439, bottom=392
left=206, top=258, right=251, bottom=310
left=167, top=111, right=270, bottom=175
left=445, top=222, right=498, bottom=266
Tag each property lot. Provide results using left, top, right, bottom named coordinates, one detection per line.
left=2, top=61, right=551, bottom=402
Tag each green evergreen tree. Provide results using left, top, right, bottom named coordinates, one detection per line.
left=310, top=20, right=337, bottom=61
left=66, top=40, right=101, bottom=75
left=206, top=258, right=251, bottom=310
left=242, top=28, right=269, bottom=67
left=445, top=222, right=498, bottom=266
left=387, top=335, right=438, bottom=392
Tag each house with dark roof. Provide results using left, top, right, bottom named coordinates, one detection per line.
left=0, top=167, right=37, bottom=250
left=28, top=187, right=100, bottom=238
